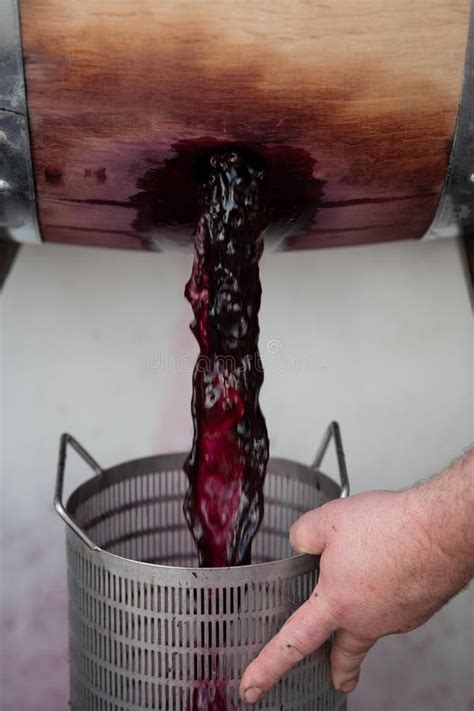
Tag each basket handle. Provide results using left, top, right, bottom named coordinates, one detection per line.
left=54, top=433, right=102, bottom=551
left=311, top=421, right=350, bottom=498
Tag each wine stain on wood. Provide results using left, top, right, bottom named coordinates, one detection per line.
left=19, top=0, right=468, bottom=250
left=44, top=166, right=63, bottom=185
left=128, top=139, right=325, bottom=247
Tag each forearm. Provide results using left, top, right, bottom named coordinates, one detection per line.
left=406, top=448, right=474, bottom=587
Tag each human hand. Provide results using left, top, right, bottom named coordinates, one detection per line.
left=240, top=476, right=473, bottom=705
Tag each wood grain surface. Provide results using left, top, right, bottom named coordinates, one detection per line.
left=19, top=0, right=469, bottom=251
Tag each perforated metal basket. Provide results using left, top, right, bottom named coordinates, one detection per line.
left=55, top=423, right=350, bottom=711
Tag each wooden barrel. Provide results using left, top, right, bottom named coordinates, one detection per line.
left=19, top=0, right=470, bottom=251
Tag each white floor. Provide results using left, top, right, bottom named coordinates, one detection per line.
left=1, top=237, right=472, bottom=710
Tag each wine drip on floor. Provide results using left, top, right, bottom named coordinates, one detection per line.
left=183, top=148, right=270, bottom=569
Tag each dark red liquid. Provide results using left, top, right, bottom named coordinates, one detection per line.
left=183, top=148, right=269, bottom=568
left=128, top=138, right=325, bottom=249
left=190, top=681, right=228, bottom=711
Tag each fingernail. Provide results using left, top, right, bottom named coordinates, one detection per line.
left=244, top=687, right=263, bottom=704
left=291, top=544, right=312, bottom=554
left=340, top=679, right=357, bottom=693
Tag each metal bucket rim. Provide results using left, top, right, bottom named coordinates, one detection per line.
left=66, top=535, right=320, bottom=583
left=63, top=450, right=338, bottom=578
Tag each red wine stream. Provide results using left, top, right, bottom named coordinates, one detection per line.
left=183, top=148, right=270, bottom=570
left=183, top=149, right=270, bottom=709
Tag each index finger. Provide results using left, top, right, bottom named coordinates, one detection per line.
left=239, top=592, right=337, bottom=705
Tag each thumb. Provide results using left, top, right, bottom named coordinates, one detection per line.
left=289, top=501, right=334, bottom=554
left=330, top=630, right=374, bottom=693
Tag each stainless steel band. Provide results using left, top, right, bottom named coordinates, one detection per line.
left=424, top=4, right=474, bottom=240
left=0, top=0, right=41, bottom=243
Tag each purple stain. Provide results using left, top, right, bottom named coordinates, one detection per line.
left=44, top=166, right=63, bottom=185
left=128, top=138, right=324, bottom=246
left=190, top=680, right=231, bottom=711
left=409, top=633, right=434, bottom=657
